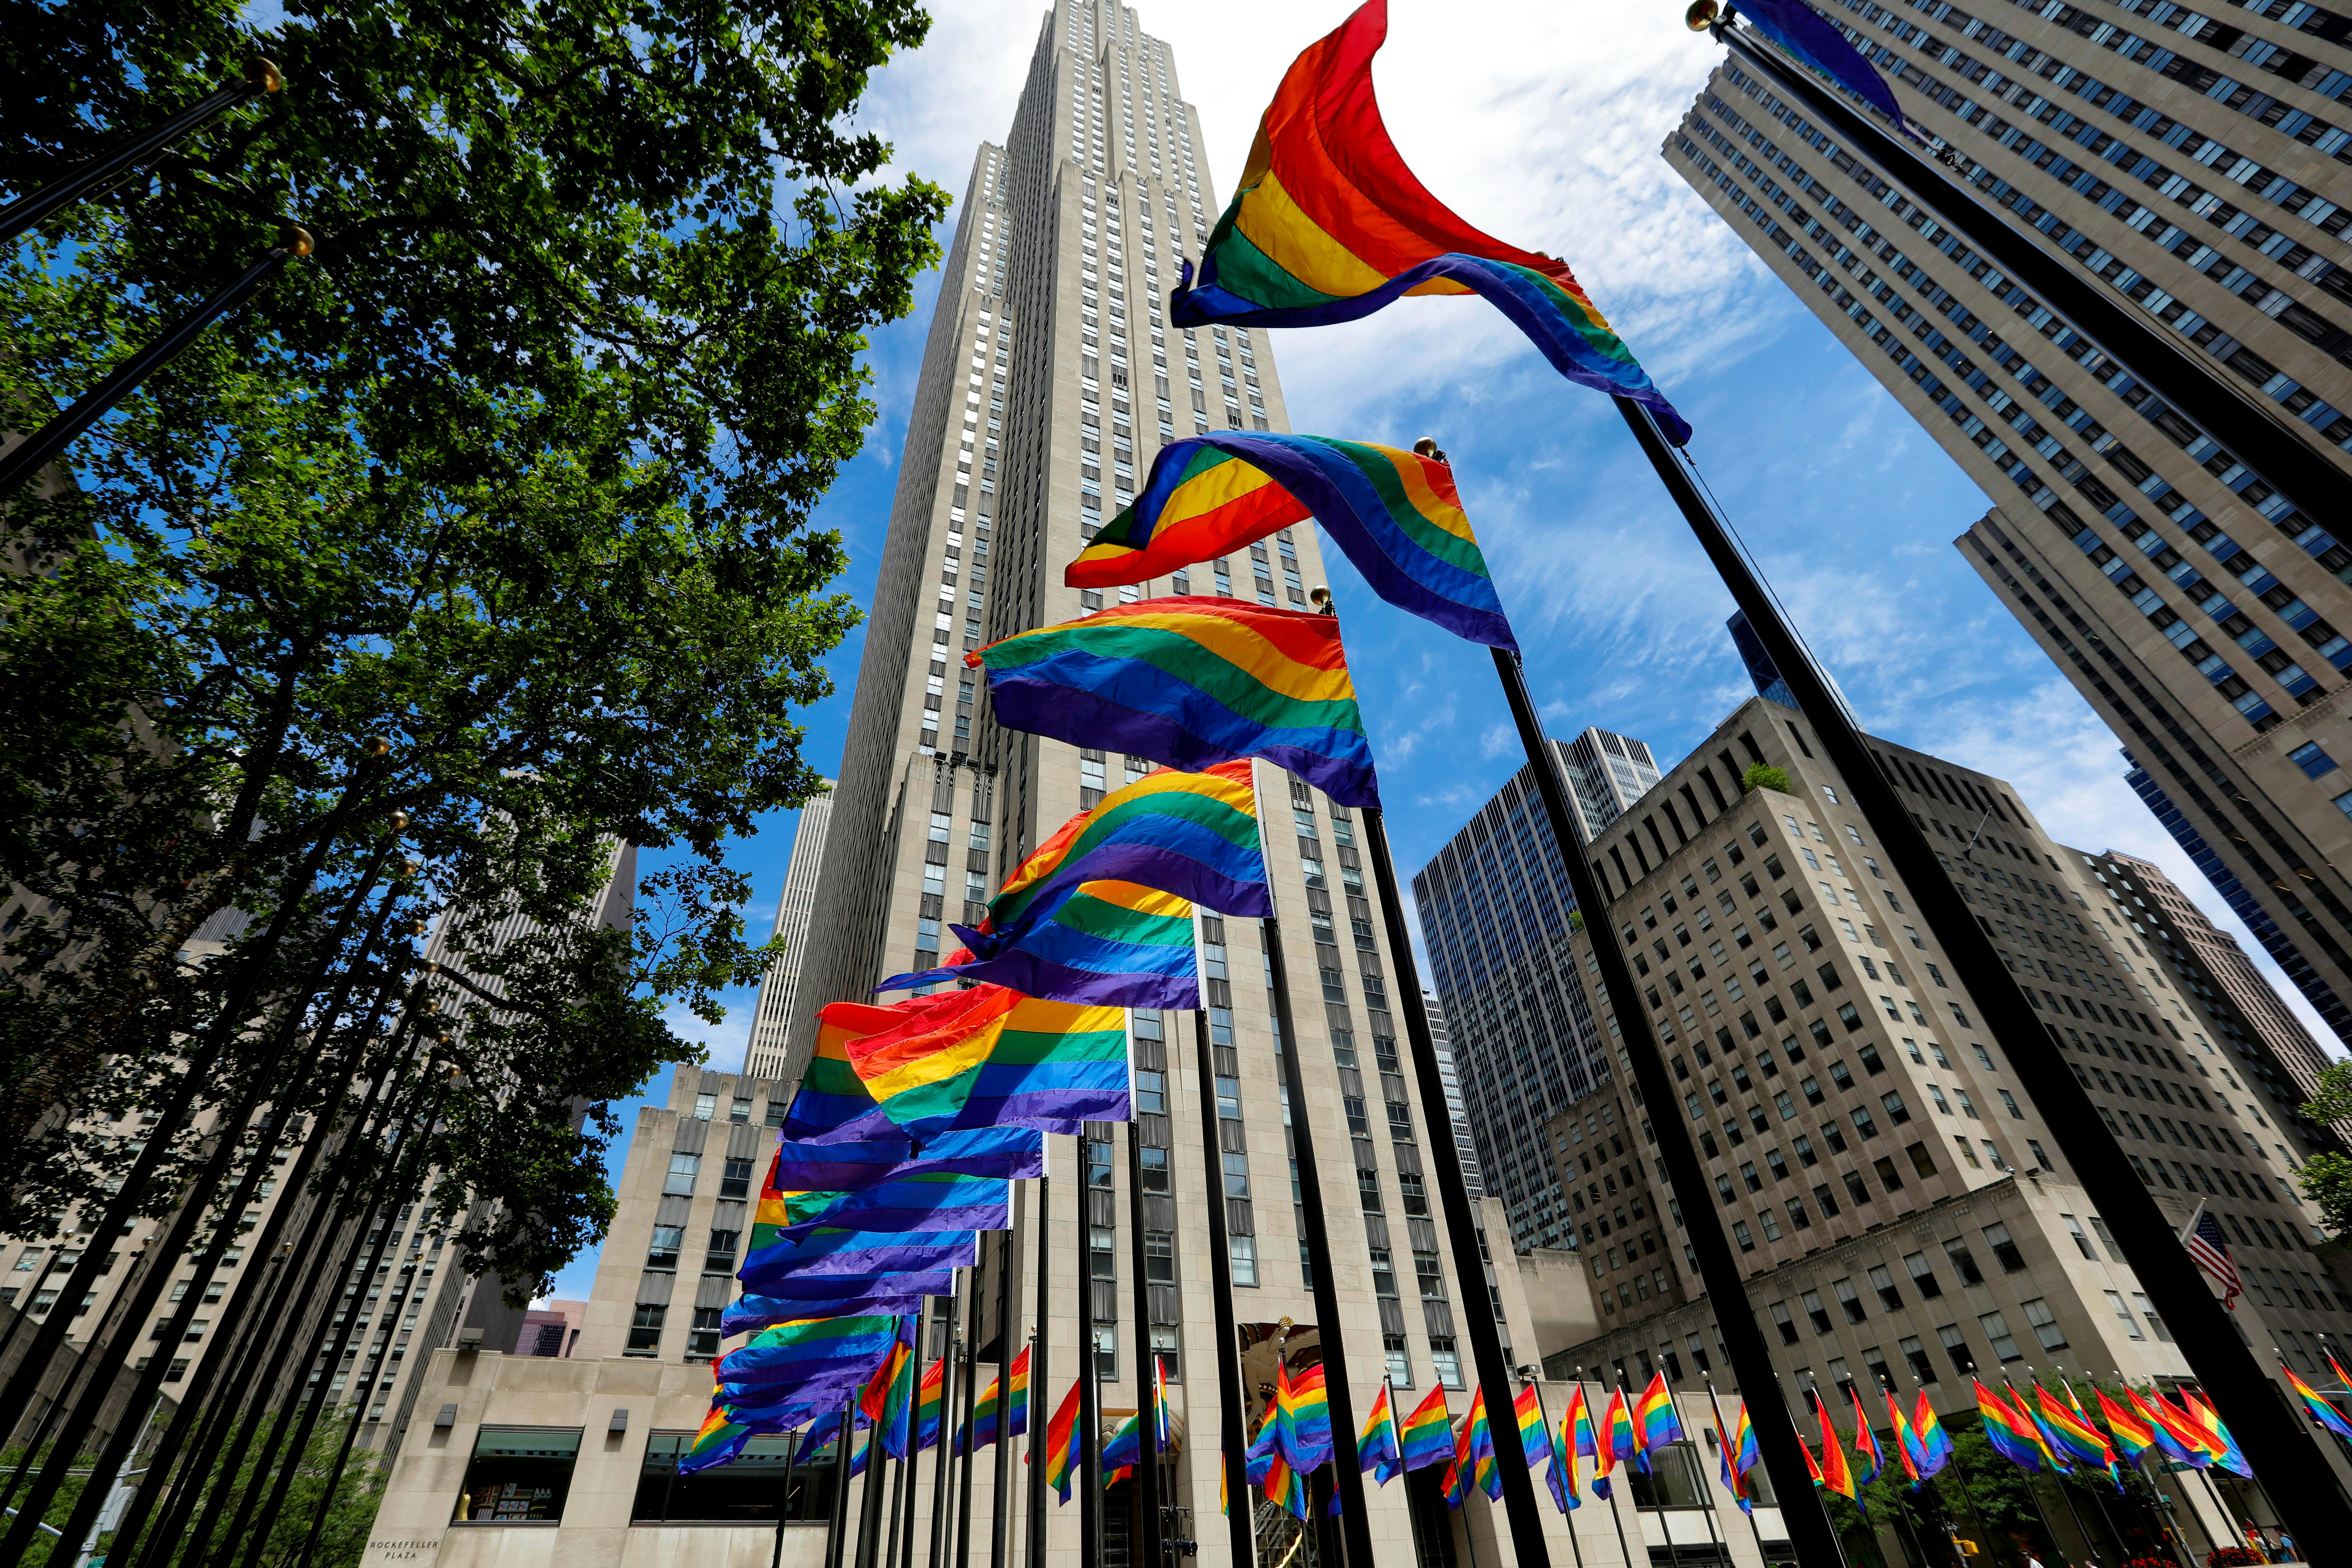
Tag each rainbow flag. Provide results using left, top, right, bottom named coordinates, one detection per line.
left=1603, top=1385, right=1643, bottom=1479
left=1462, top=1387, right=1501, bottom=1501
left=1560, top=1384, right=1592, bottom=1508
left=1912, top=1392, right=1952, bottom=1478
left=973, top=599, right=1380, bottom=808
left=1974, top=1379, right=2044, bottom=1473
left=1441, top=1455, right=1465, bottom=1510
left=2328, top=1349, right=2352, bottom=1395
left=759, top=1170, right=1012, bottom=1244
left=2161, top=1391, right=2227, bottom=1471
left=864, top=1329, right=918, bottom=1460
left=882, top=764, right=1269, bottom=1008
left=1265, top=1451, right=1309, bottom=1520
left=1512, top=1385, right=1564, bottom=1514
left=915, top=1358, right=946, bottom=1452
left=959, top=1346, right=1029, bottom=1455
left=2095, top=1387, right=2157, bottom=1466
left=1634, top=1373, right=1684, bottom=1458
left=1399, top=1385, right=1452, bottom=1473
left=2010, top=1380, right=2072, bottom=1475
left=2128, top=1388, right=2209, bottom=1468
left=715, top=1313, right=904, bottom=1401
left=772, top=1007, right=1050, bottom=1167
left=724, top=1281, right=939, bottom=1338
left=738, top=1225, right=978, bottom=1292
left=1167, top=1, right=1689, bottom=445
left=1043, top=1379, right=1083, bottom=1502
left=1283, top=1362, right=1334, bottom=1471
left=1246, top=1388, right=1282, bottom=1489
left=1103, top=1413, right=1141, bottom=1486
left=1848, top=1387, right=1884, bottom=1488
left=1153, top=1355, right=1174, bottom=1449
left=1812, top=1391, right=1856, bottom=1499
left=680, top=1367, right=761, bottom=1476
left=1711, top=1397, right=1752, bottom=1514
left=2183, top=1391, right=2252, bottom=1477
left=1066, top=437, right=1513, bottom=654
left=1358, top=1381, right=1402, bottom=1484
left=816, top=989, right=1132, bottom=1138
left=2036, top=1383, right=2118, bottom=1483
left=2283, top=1362, right=2352, bottom=1440
left=1886, top=1390, right=1925, bottom=1490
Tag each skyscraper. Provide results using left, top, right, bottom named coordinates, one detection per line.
left=1413, top=736, right=1644, bottom=1252
left=1422, top=990, right=1486, bottom=1199
left=772, top=0, right=1530, bottom=1555
left=743, top=783, right=833, bottom=1079
left=1536, top=689, right=2352, bottom=1553
left=1662, top=3, right=2352, bottom=1044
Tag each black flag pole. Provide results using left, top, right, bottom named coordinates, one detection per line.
left=1025, top=1176, right=1048, bottom=1568
left=1190, top=1003, right=1257, bottom=1568
left=1124, top=1118, right=1166, bottom=1568
left=1610, top=388, right=2352, bottom=1546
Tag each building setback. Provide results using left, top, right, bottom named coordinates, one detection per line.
left=1662, top=0, right=2352, bottom=1045
left=1539, top=689, right=2352, bottom=1558
left=743, top=782, right=834, bottom=1080
left=1414, top=733, right=1653, bottom=1252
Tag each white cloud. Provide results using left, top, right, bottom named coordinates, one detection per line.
left=663, top=999, right=752, bottom=1070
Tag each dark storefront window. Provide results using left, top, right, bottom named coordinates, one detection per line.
left=455, top=1427, right=580, bottom=1522
left=632, top=1430, right=841, bottom=1523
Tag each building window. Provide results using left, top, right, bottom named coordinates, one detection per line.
left=455, top=1427, right=581, bottom=1523
left=2288, top=741, right=2338, bottom=779
left=626, top=1304, right=666, bottom=1355
left=704, top=1231, right=740, bottom=1273
left=720, top=1158, right=754, bottom=1199
left=2104, top=1289, right=2144, bottom=1340
left=1093, top=1323, right=1118, bottom=1380
left=2022, top=1298, right=2066, bottom=1352
left=1151, top=1326, right=1182, bottom=1382
left=1413, top=1251, right=1446, bottom=1298
left=1384, top=1334, right=1413, bottom=1386
left=1430, top=1337, right=1464, bottom=1389
left=1229, top=1235, right=1258, bottom=1287
left=635, top=1430, right=836, bottom=1523
left=688, top=1308, right=724, bottom=1359
left=1133, top=1071, right=1166, bottom=1115
left=646, top=1227, right=682, bottom=1269
left=692, top=1094, right=716, bottom=1121
left=1978, top=1311, right=2021, bottom=1363
left=1090, top=1226, right=1117, bottom=1280
left=1145, top=1231, right=1176, bottom=1283
left=1981, top=1222, right=2026, bottom=1273
left=664, top=1155, right=701, bottom=1196
left=729, top=1097, right=752, bottom=1123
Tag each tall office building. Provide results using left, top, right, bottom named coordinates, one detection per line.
left=1538, top=688, right=2352, bottom=1556
left=1422, top=991, right=1486, bottom=1198
left=1664, top=2, right=2352, bottom=1045
left=766, top=1, right=1532, bottom=1559
left=1412, top=736, right=1647, bottom=1252
left=743, top=783, right=833, bottom=1079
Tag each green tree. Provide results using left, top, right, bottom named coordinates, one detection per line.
left=1742, top=763, right=1792, bottom=794
left=0, top=0, right=947, bottom=1242
left=2294, top=1060, right=2352, bottom=1232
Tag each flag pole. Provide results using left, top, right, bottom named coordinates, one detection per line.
left=1352, top=782, right=1554, bottom=1566
left=856, top=1359, right=892, bottom=1568
left=1651, top=1351, right=1730, bottom=1568
left=1519, top=1368, right=1585, bottom=1568
left=2016, top=1371, right=2100, bottom=1567
left=1604, top=389, right=2352, bottom=1542
left=1703, top=1376, right=1770, bottom=1564
left=930, top=1282, right=961, bottom=1568
left=1580, top=1369, right=1637, bottom=1568
left=830, top=1403, right=856, bottom=1568
left=1241, top=760, right=1379, bottom=1567
left=1190, top=999, right=1258, bottom=1568
left=1079, top=1141, right=1103, bottom=1568
left=1352, top=495, right=1839, bottom=1566
left=774, top=1421, right=801, bottom=1568
left=956, top=1256, right=982, bottom=1568
left=1124, top=1118, right=1166, bottom=1568
left=1026, top=1186, right=1048, bottom=1568
left=988, top=1190, right=1022, bottom=1568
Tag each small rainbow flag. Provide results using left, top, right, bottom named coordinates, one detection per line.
left=2283, top=1361, right=2352, bottom=1441
left=1634, top=1373, right=1684, bottom=1458
left=866, top=1331, right=918, bottom=1460
left=1462, top=1387, right=1501, bottom=1502
left=1399, top=1385, right=1452, bottom=1474
left=2036, top=1383, right=2118, bottom=1484
left=1601, top=1385, right=1642, bottom=1482
left=1043, top=1379, right=1083, bottom=1502
left=1168, top=0, right=1689, bottom=444
left=1812, top=1390, right=1856, bottom=1499
left=1066, top=436, right=1514, bottom=653
left=1911, top=1392, right=1952, bottom=1478
left=1512, top=1385, right=1564, bottom=1514
left=882, top=763, right=1269, bottom=1009
left=1283, top=1362, right=1334, bottom=1471
left=2009, top=1380, right=2072, bottom=1475
left=915, top=1358, right=946, bottom=1452
left=1558, top=1384, right=1591, bottom=1510
left=2096, top=1387, right=2157, bottom=1467
left=1886, top=1390, right=1927, bottom=1489
left=1245, top=1387, right=1281, bottom=1489
left=959, top=1345, right=1029, bottom=1455
left=1153, top=1355, right=1174, bottom=1449
left=1265, top=1452, right=1308, bottom=1520
left=1358, top=1381, right=1402, bottom=1485
left=1973, top=1379, right=2044, bottom=1473
left=1710, top=1396, right=1751, bottom=1514
left=1847, top=1386, right=1884, bottom=1488
left=1103, top=1413, right=1141, bottom=1486
left=973, top=600, right=1379, bottom=808
left=2183, top=1390, right=2251, bottom=1477
left=1733, top=1400, right=1763, bottom=1478
left=1441, top=1455, right=1465, bottom=1511
left=2128, top=1388, right=2210, bottom=1468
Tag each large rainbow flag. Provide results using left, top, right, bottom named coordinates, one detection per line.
left=881, top=763, right=1269, bottom=1008
left=2128, top=1388, right=2210, bottom=1468
left=2036, top=1383, right=2118, bottom=1485
left=2095, top=1387, right=2157, bottom=1467
left=1044, top=1379, right=1083, bottom=1502
left=1462, top=1388, right=1500, bottom=1501
left=1886, top=1390, right=1928, bottom=1489
left=971, top=600, right=1379, bottom=807
left=1103, top=1414, right=1141, bottom=1486
left=1634, top=1373, right=1684, bottom=1458
left=1065, top=436, right=1514, bottom=653
left=1282, top=1362, right=1335, bottom=1471
left=1848, top=1387, right=1884, bottom=1487
left=1911, top=1391, right=1952, bottom=1478
left=713, top=1313, right=905, bottom=1404
left=1811, top=1390, right=1856, bottom=1499
left=1974, top=1379, right=2045, bottom=1472
left=2183, top=1390, right=2252, bottom=1477
left=1168, top=0, right=1689, bottom=445
left=816, top=988, right=1132, bottom=1137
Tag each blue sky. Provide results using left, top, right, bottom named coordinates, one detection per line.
left=545, top=0, right=2330, bottom=1298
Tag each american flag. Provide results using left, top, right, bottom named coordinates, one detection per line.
left=2181, top=1202, right=2242, bottom=1311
